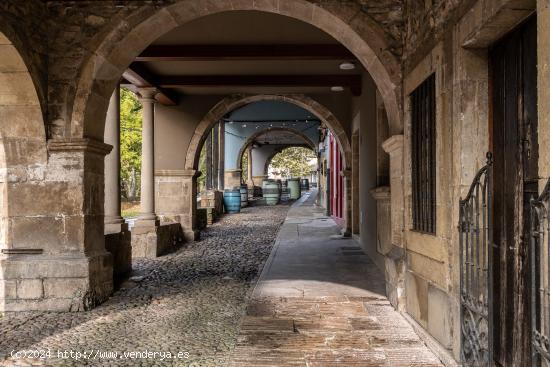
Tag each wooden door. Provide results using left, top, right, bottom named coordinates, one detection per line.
left=490, top=15, right=538, bottom=366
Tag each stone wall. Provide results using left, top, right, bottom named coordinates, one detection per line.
left=399, top=0, right=537, bottom=361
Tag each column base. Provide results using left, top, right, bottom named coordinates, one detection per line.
left=0, top=252, right=113, bottom=312
left=131, top=222, right=183, bottom=259
left=104, top=223, right=132, bottom=282
left=184, top=229, right=200, bottom=242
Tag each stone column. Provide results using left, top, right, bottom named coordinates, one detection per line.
left=103, top=87, right=131, bottom=279
left=205, top=131, right=213, bottom=190
left=381, top=134, right=406, bottom=311
left=342, top=169, right=352, bottom=237
left=104, top=87, right=124, bottom=231
left=218, top=121, right=225, bottom=189
left=212, top=123, right=219, bottom=189
left=1, top=138, right=114, bottom=312
left=247, top=146, right=254, bottom=189
left=137, top=88, right=158, bottom=224
left=382, top=135, right=404, bottom=247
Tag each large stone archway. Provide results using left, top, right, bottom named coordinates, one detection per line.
left=184, top=94, right=349, bottom=171
left=235, top=127, right=316, bottom=170
left=262, top=145, right=316, bottom=177
left=69, top=0, right=402, bottom=142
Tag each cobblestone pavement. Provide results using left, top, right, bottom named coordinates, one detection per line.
left=0, top=204, right=290, bottom=367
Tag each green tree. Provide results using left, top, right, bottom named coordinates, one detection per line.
left=120, top=88, right=142, bottom=200
left=269, top=147, right=316, bottom=178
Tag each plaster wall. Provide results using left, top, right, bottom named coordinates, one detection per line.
left=354, top=74, right=383, bottom=270
left=155, top=95, right=224, bottom=171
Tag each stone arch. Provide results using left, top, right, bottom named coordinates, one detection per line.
left=0, top=31, right=47, bottom=251
left=185, top=94, right=350, bottom=171
left=70, top=0, right=402, bottom=141
left=263, top=145, right=316, bottom=176
left=235, top=126, right=316, bottom=170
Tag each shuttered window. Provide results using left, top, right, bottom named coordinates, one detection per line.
left=411, top=74, right=436, bottom=234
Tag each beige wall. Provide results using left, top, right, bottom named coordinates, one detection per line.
left=155, top=95, right=223, bottom=171
left=353, top=74, right=383, bottom=270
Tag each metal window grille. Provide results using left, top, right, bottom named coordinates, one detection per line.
left=411, top=74, right=436, bottom=234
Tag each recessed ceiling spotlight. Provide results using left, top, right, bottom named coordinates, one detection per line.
left=339, top=62, right=356, bottom=70
left=331, top=86, right=345, bottom=92
left=228, top=121, right=234, bottom=124
left=242, top=124, right=247, bottom=128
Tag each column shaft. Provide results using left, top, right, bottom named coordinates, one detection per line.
left=212, top=124, right=219, bottom=189
left=218, top=121, right=225, bottom=189
left=205, top=131, right=213, bottom=190
left=104, top=87, right=123, bottom=227
left=138, top=89, right=157, bottom=222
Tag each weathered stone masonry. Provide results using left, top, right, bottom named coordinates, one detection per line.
left=1, top=1, right=549, bottom=366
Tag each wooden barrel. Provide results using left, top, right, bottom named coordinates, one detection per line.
left=280, top=187, right=290, bottom=202
left=223, top=189, right=241, bottom=214
left=288, top=178, right=301, bottom=200
left=300, top=178, right=310, bottom=191
left=262, top=180, right=280, bottom=206
left=240, top=185, right=248, bottom=208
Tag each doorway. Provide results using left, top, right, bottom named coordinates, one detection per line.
left=490, top=15, right=538, bottom=366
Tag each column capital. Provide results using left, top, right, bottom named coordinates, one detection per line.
left=382, top=134, right=404, bottom=154
left=370, top=186, right=391, bottom=201
left=48, top=138, right=113, bottom=156
left=138, top=87, right=158, bottom=101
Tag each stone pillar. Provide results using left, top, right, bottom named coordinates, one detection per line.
left=382, top=135, right=404, bottom=247
left=381, top=135, right=406, bottom=310
left=136, top=88, right=158, bottom=224
left=218, top=121, right=225, bottom=189
left=154, top=169, right=196, bottom=242
left=104, top=87, right=124, bottom=230
left=1, top=138, right=114, bottom=312
left=247, top=146, right=254, bottom=189
left=342, top=169, right=352, bottom=236
left=224, top=169, right=242, bottom=189
left=212, top=123, right=219, bottom=189
left=131, top=88, right=170, bottom=259
left=103, top=87, right=131, bottom=279
left=351, top=133, right=360, bottom=234
left=205, top=131, right=213, bottom=190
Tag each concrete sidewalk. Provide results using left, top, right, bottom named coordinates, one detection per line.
left=229, top=190, right=443, bottom=366
left=252, top=190, right=387, bottom=299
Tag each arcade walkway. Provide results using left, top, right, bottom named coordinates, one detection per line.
left=229, top=191, right=443, bottom=366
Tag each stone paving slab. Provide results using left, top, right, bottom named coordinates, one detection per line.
left=228, top=191, right=443, bottom=366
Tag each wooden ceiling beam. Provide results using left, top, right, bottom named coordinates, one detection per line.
left=136, top=44, right=356, bottom=61
left=121, top=63, right=178, bottom=105
left=157, top=75, right=362, bottom=96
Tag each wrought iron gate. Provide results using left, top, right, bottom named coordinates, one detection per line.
left=531, top=178, right=550, bottom=365
left=459, top=153, right=493, bottom=366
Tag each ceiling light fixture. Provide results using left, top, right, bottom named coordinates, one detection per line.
left=339, top=62, right=356, bottom=70
left=242, top=124, right=247, bottom=128
left=331, top=86, right=344, bottom=92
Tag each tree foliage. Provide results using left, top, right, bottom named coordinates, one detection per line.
left=120, top=88, right=142, bottom=200
left=269, top=147, right=316, bottom=178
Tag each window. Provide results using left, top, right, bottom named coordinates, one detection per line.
left=411, top=74, right=436, bottom=234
